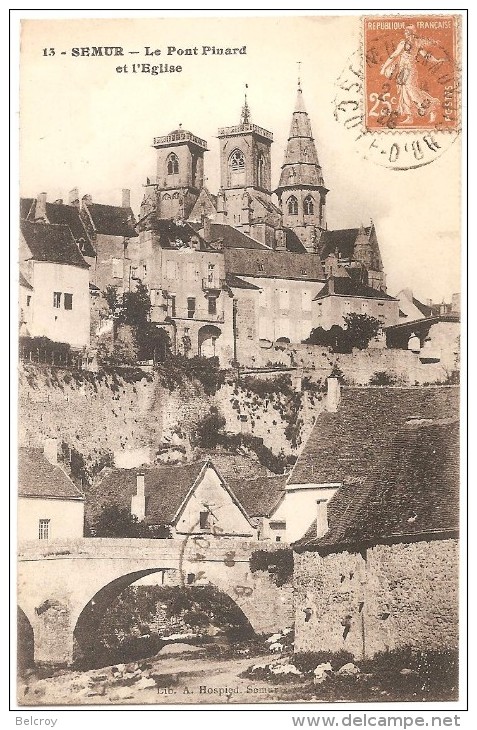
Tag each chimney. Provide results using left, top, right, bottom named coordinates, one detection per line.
left=35, top=192, right=48, bottom=222
left=131, top=473, right=146, bottom=522
left=82, top=194, right=93, bottom=207
left=326, top=377, right=341, bottom=413
left=201, top=214, right=211, bottom=243
left=43, top=438, right=58, bottom=466
left=122, top=188, right=131, bottom=209
left=426, top=298, right=433, bottom=308
left=316, top=499, right=329, bottom=538
left=69, top=188, right=80, bottom=207
left=328, top=275, right=334, bottom=295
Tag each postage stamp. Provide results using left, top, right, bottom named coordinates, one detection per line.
left=363, top=16, right=460, bottom=132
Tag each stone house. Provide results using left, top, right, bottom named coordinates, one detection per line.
left=90, top=460, right=256, bottom=539
left=19, top=219, right=91, bottom=349
left=18, top=439, right=85, bottom=543
left=291, top=385, right=459, bottom=658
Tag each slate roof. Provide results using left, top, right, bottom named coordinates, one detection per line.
left=294, top=419, right=459, bottom=551
left=320, top=227, right=372, bottom=261
left=288, top=386, right=459, bottom=486
left=20, top=220, right=89, bottom=269
left=227, top=475, right=287, bottom=517
left=314, top=278, right=396, bottom=301
left=85, top=202, right=138, bottom=238
left=18, top=447, right=84, bottom=500
left=224, top=247, right=325, bottom=281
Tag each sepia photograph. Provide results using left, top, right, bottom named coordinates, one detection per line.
left=14, top=11, right=464, bottom=709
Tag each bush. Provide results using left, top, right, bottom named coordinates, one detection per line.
left=369, top=370, right=397, bottom=386
left=344, top=313, right=381, bottom=349
left=249, top=549, right=294, bottom=587
left=293, top=650, right=355, bottom=674
left=194, top=407, right=226, bottom=449
left=92, top=505, right=170, bottom=539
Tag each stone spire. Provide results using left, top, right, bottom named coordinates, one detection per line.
left=276, top=80, right=329, bottom=246
left=277, top=83, right=325, bottom=190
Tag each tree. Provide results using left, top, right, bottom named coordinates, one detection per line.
left=343, top=313, right=382, bottom=350
left=194, top=406, right=226, bottom=448
left=92, top=505, right=170, bottom=538
left=96, top=327, right=138, bottom=367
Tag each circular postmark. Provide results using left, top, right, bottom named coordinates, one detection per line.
left=334, top=13, right=461, bottom=171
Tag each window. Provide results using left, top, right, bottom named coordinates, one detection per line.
left=207, top=263, right=215, bottom=283
left=199, top=511, right=209, bottom=530
left=53, top=292, right=61, bottom=308
left=166, top=260, right=177, bottom=280
left=288, top=196, right=298, bottom=215
left=230, top=149, right=245, bottom=172
left=26, top=295, right=31, bottom=307
left=142, top=263, right=147, bottom=279
left=38, top=519, right=50, bottom=540
left=187, top=297, right=196, bottom=318
left=167, top=153, right=179, bottom=175
left=64, top=293, right=73, bottom=310
left=112, top=258, right=122, bottom=279
left=257, top=153, right=265, bottom=187
left=229, top=149, right=246, bottom=186
left=258, top=263, right=264, bottom=272
left=170, top=295, right=176, bottom=317
left=208, top=297, right=217, bottom=316
left=304, top=195, right=315, bottom=215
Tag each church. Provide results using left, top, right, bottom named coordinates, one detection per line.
left=128, top=81, right=398, bottom=366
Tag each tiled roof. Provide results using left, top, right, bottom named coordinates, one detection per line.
left=19, top=272, right=33, bottom=290
left=224, top=247, right=325, bottom=281
left=284, top=228, right=307, bottom=253
left=225, top=273, right=261, bottom=290
left=44, top=202, right=96, bottom=256
left=227, top=475, right=287, bottom=517
left=20, top=220, right=89, bottom=269
left=412, top=297, right=432, bottom=317
left=314, top=277, right=396, bottom=300
left=320, top=227, right=371, bottom=260
left=295, top=419, right=459, bottom=551
left=18, top=448, right=84, bottom=500
left=288, top=386, right=459, bottom=486
left=20, top=198, right=35, bottom=219
left=91, top=461, right=207, bottom=524
left=207, top=223, right=270, bottom=250
left=85, top=202, right=138, bottom=238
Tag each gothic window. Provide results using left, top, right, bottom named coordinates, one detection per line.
left=304, top=195, right=315, bottom=215
left=257, top=153, right=265, bottom=187
left=167, top=153, right=179, bottom=175
left=288, top=196, right=298, bottom=216
left=230, top=149, right=245, bottom=172
left=229, top=149, right=246, bottom=186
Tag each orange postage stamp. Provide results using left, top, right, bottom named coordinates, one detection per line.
left=363, top=15, right=459, bottom=132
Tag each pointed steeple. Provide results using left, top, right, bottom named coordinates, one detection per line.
left=240, top=83, right=251, bottom=125
left=276, top=80, right=329, bottom=248
left=278, top=82, right=325, bottom=190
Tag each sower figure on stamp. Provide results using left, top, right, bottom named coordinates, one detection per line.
left=380, top=25, right=443, bottom=124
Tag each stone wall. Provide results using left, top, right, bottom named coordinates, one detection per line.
left=294, top=538, right=459, bottom=658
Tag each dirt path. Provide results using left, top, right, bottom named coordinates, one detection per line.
left=19, top=652, right=310, bottom=706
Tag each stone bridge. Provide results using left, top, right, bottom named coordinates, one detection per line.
left=18, top=537, right=293, bottom=665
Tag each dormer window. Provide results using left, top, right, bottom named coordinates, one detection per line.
left=167, top=153, right=179, bottom=175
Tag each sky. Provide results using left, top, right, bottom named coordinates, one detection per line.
left=19, top=14, right=461, bottom=303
